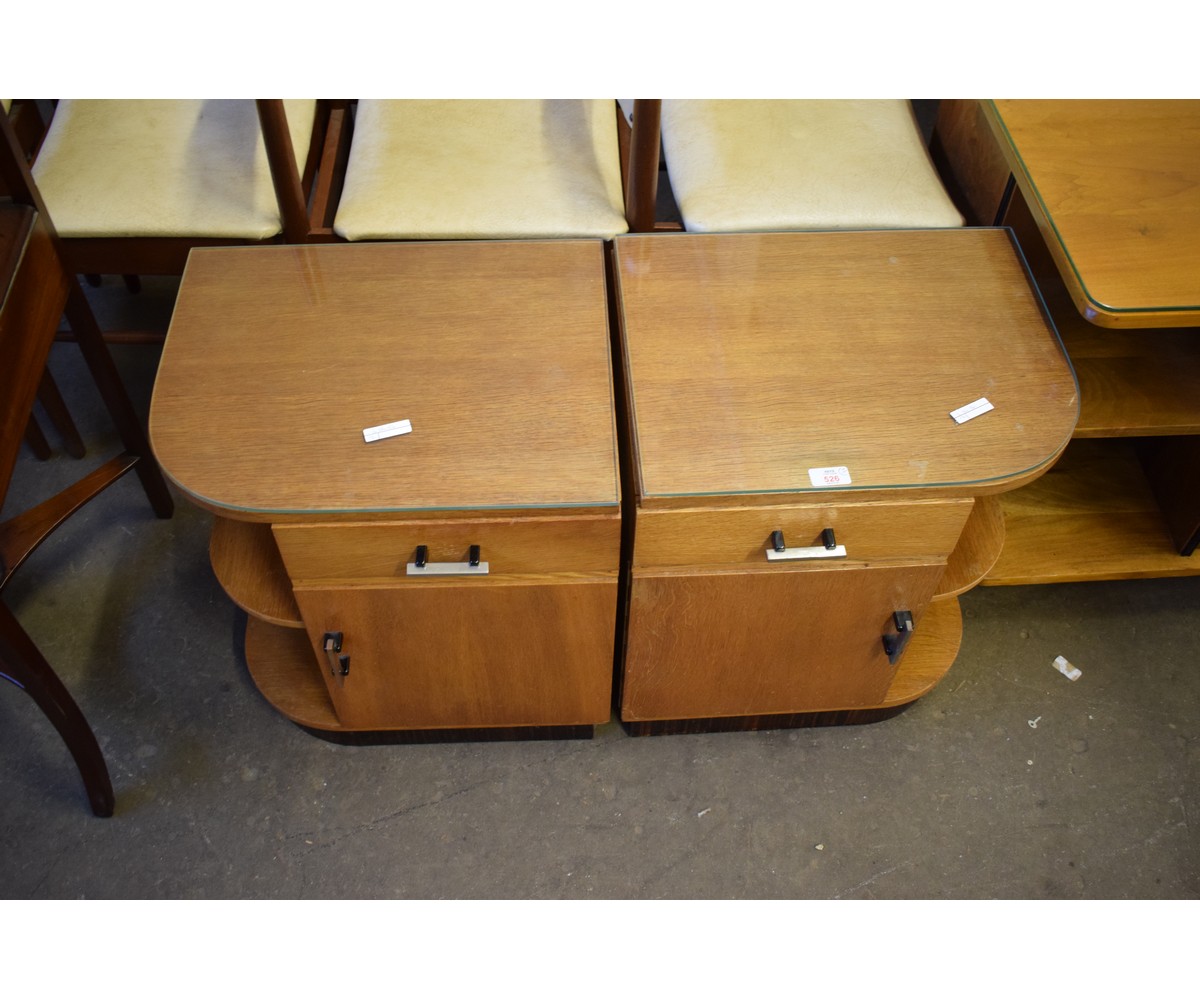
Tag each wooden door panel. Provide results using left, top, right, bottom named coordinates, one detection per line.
left=294, top=578, right=616, bottom=729
left=621, top=561, right=945, bottom=721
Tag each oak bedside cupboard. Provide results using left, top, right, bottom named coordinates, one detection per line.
left=611, top=229, right=1079, bottom=733
left=150, top=240, right=622, bottom=739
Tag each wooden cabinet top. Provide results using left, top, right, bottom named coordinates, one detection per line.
left=613, top=229, right=1078, bottom=505
left=988, top=99, right=1200, bottom=327
left=150, top=240, right=620, bottom=518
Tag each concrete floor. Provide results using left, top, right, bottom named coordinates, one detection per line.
left=1, top=270, right=1198, bottom=902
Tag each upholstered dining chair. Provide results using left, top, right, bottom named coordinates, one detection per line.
left=651, top=100, right=964, bottom=233
left=3, top=101, right=87, bottom=464
left=316, top=99, right=661, bottom=241
left=1, top=110, right=173, bottom=816
left=27, top=99, right=334, bottom=336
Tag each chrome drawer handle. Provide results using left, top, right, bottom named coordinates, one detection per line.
left=764, top=528, right=847, bottom=561
left=406, top=543, right=490, bottom=576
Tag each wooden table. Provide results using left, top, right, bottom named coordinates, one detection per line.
left=612, top=228, right=1078, bottom=733
left=150, top=240, right=621, bottom=739
left=935, top=100, right=1200, bottom=582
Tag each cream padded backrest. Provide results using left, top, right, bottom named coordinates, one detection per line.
left=32, top=99, right=317, bottom=239
left=662, top=100, right=964, bottom=232
left=333, top=99, right=628, bottom=241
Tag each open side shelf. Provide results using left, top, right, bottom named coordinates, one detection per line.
left=979, top=184, right=1200, bottom=585
left=936, top=496, right=1005, bottom=599
left=210, top=516, right=303, bottom=628
left=986, top=439, right=1200, bottom=585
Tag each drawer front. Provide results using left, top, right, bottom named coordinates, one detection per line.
left=633, top=499, right=973, bottom=569
left=294, top=578, right=616, bottom=729
left=274, top=514, right=621, bottom=581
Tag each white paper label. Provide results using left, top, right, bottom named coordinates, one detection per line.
left=808, top=465, right=852, bottom=488
left=363, top=419, right=412, bottom=443
left=950, top=397, right=994, bottom=424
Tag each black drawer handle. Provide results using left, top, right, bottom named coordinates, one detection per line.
left=406, top=544, right=490, bottom=576
left=765, top=527, right=847, bottom=561
left=322, top=631, right=350, bottom=687
left=882, top=611, right=915, bottom=665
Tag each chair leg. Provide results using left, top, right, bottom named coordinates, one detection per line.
left=0, top=601, right=115, bottom=817
left=62, top=280, right=174, bottom=520
left=23, top=414, right=52, bottom=460
left=37, top=369, right=88, bottom=459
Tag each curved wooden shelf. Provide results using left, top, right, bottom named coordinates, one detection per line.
left=245, top=616, right=339, bottom=728
left=936, top=496, right=1005, bottom=599
left=880, top=596, right=963, bottom=707
left=210, top=517, right=303, bottom=628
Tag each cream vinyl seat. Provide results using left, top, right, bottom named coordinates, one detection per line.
left=333, top=99, right=630, bottom=241
left=661, top=100, right=964, bottom=232
left=32, top=99, right=317, bottom=242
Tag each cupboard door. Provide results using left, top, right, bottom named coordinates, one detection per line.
left=294, top=578, right=616, bottom=730
left=621, top=561, right=945, bottom=721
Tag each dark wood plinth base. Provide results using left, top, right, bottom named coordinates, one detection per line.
left=295, top=722, right=595, bottom=746
left=621, top=703, right=913, bottom=737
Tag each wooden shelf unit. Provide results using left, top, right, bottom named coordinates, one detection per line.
left=982, top=185, right=1200, bottom=584
left=933, top=100, right=1200, bottom=584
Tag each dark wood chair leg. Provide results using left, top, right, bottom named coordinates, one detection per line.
left=37, top=369, right=87, bottom=459
left=62, top=281, right=174, bottom=519
left=0, top=601, right=115, bottom=817
left=23, top=414, right=52, bottom=460
left=121, top=274, right=141, bottom=294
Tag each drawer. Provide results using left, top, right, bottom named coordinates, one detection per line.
left=632, top=499, right=973, bottom=569
left=274, top=514, right=621, bottom=582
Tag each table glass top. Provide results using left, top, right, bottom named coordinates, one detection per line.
left=615, top=229, right=1079, bottom=501
left=989, top=99, right=1200, bottom=322
left=149, top=240, right=620, bottom=515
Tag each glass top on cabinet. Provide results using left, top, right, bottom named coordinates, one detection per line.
left=614, top=229, right=1079, bottom=503
left=988, top=99, right=1200, bottom=325
left=149, top=240, right=620, bottom=516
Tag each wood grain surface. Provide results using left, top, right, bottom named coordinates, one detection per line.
left=632, top=498, right=971, bottom=568
left=293, top=576, right=616, bottom=729
left=989, top=99, right=1200, bottom=327
left=1001, top=183, right=1200, bottom=436
left=935, top=496, right=1005, bottom=598
left=621, top=559, right=946, bottom=720
left=150, top=240, right=620, bottom=516
left=614, top=229, right=1077, bottom=503
left=986, top=440, right=1200, bottom=584
left=209, top=516, right=303, bottom=627
left=274, top=514, right=620, bottom=581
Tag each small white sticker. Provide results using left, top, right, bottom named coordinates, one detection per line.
left=809, top=465, right=852, bottom=488
left=363, top=418, right=412, bottom=443
left=950, top=397, right=994, bottom=424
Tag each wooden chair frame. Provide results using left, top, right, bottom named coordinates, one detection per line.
left=1, top=112, right=174, bottom=817
left=257, top=99, right=667, bottom=241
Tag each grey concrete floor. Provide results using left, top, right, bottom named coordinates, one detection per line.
left=1, top=274, right=1197, bottom=902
